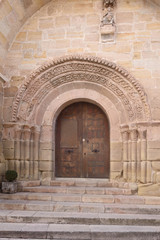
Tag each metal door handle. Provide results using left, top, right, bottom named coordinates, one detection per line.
left=92, top=149, right=100, bottom=153
left=65, top=149, right=74, bottom=154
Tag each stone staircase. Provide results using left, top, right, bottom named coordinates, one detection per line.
left=0, top=178, right=160, bottom=239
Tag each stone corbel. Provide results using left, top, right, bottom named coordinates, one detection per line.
left=101, top=0, right=116, bottom=42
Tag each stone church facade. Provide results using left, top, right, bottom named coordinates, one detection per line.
left=0, top=0, right=160, bottom=195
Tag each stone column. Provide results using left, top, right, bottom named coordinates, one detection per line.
left=14, top=125, right=22, bottom=179
left=121, top=130, right=129, bottom=181
left=130, top=129, right=138, bottom=182
left=136, top=131, right=141, bottom=182
left=139, top=129, right=147, bottom=183
left=23, top=125, right=31, bottom=179
left=30, top=127, right=34, bottom=180
left=2, top=123, right=15, bottom=172
left=20, top=126, right=25, bottom=179
left=33, top=126, right=40, bottom=180
left=128, top=133, right=132, bottom=181
left=0, top=79, right=5, bottom=181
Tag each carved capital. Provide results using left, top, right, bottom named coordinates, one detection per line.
left=139, top=128, right=147, bottom=140
left=23, top=125, right=31, bottom=141
left=122, top=131, right=129, bottom=142
left=130, top=129, right=138, bottom=142
left=15, top=125, right=22, bottom=139
left=33, top=126, right=41, bottom=141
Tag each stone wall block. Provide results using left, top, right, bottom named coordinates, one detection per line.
left=110, top=162, right=122, bottom=172
left=148, top=149, right=160, bottom=161
left=152, top=162, right=160, bottom=171
left=15, top=160, right=20, bottom=179
left=3, top=148, right=14, bottom=160
left=123, top=162, right=128, bottom=180
left=39, top=161, right=52, bottom=171
left=40, top=149, right=52, bottom=161
left=110, top=142, right=122, bottom=161
left=147, top=161, right=152, bottom=183
left=0, top=163, right=5, bottom=180
left=156, top=173, right=160, bottom=183
left=3, top=140, right=14, bottom=149
left=27, top=31, right=42, bottom=41
left=40, top=142, right=53, bottom=150
left=8, top=160, right=15, bottom=170
left=34, top=161, right=39, bottom=180
left=141, top=161, right=146, bottom=183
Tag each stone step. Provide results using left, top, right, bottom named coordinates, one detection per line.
left=23, top=186, right=132, bottom=195
left=0, top=192, right=145, bottom=204
left=0, top=192, right=160, bottom=205
left=18, top=179, right=133, bottom=189
left=0, top=223, right=160, bottom=239
left=0, top=210, right=160, bottom=226
left=50, top=178, right=131, bottom=189
left=1, top=199, right=160, bottom=215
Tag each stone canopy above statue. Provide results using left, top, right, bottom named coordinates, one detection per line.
left=103, top=0, right=116, bottom=8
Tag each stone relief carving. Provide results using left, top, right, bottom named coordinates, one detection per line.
left=100, top=0, right=116, bottom=41
left=101, top=6, right=115, bottom=26
left=12, top=55, right=151, bottom=123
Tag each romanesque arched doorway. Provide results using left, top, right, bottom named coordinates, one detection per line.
left=7, top=55, right=151, bottom=184
left=55, top=102, right=110, bottom=178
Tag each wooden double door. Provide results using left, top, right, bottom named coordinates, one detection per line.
left=55, top=102, right=110, bottom=178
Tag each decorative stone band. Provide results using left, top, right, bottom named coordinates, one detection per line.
left=12, top=55, right=151, bottom=123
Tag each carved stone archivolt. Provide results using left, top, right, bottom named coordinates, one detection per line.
left=12, top=55, right=151, bottom=124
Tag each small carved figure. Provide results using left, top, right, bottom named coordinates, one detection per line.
left=101, top=7, right=115, bottom=26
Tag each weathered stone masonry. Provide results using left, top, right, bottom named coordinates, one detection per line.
left=0, top=0, right=160, bottom=193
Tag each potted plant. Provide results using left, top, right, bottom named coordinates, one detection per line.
left=2, top=170, right=18, bottom=194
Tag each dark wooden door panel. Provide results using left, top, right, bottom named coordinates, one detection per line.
left=55, top=102, right=110, bottom=178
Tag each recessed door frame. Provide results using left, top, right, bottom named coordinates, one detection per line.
left=40, top=85, right=122, bottom=182
left=55, top=101, right=110, bottom=178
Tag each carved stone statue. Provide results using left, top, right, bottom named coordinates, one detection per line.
left=101, top=6, right=115, bottom=26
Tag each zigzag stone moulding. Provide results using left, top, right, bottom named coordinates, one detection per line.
left=12, top=55, right=151, bottom=123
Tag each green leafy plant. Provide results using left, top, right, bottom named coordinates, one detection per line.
left=5, top=170, right=18, bottom=182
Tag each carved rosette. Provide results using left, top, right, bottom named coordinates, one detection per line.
left=12, top=55, right=151, bottom=123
